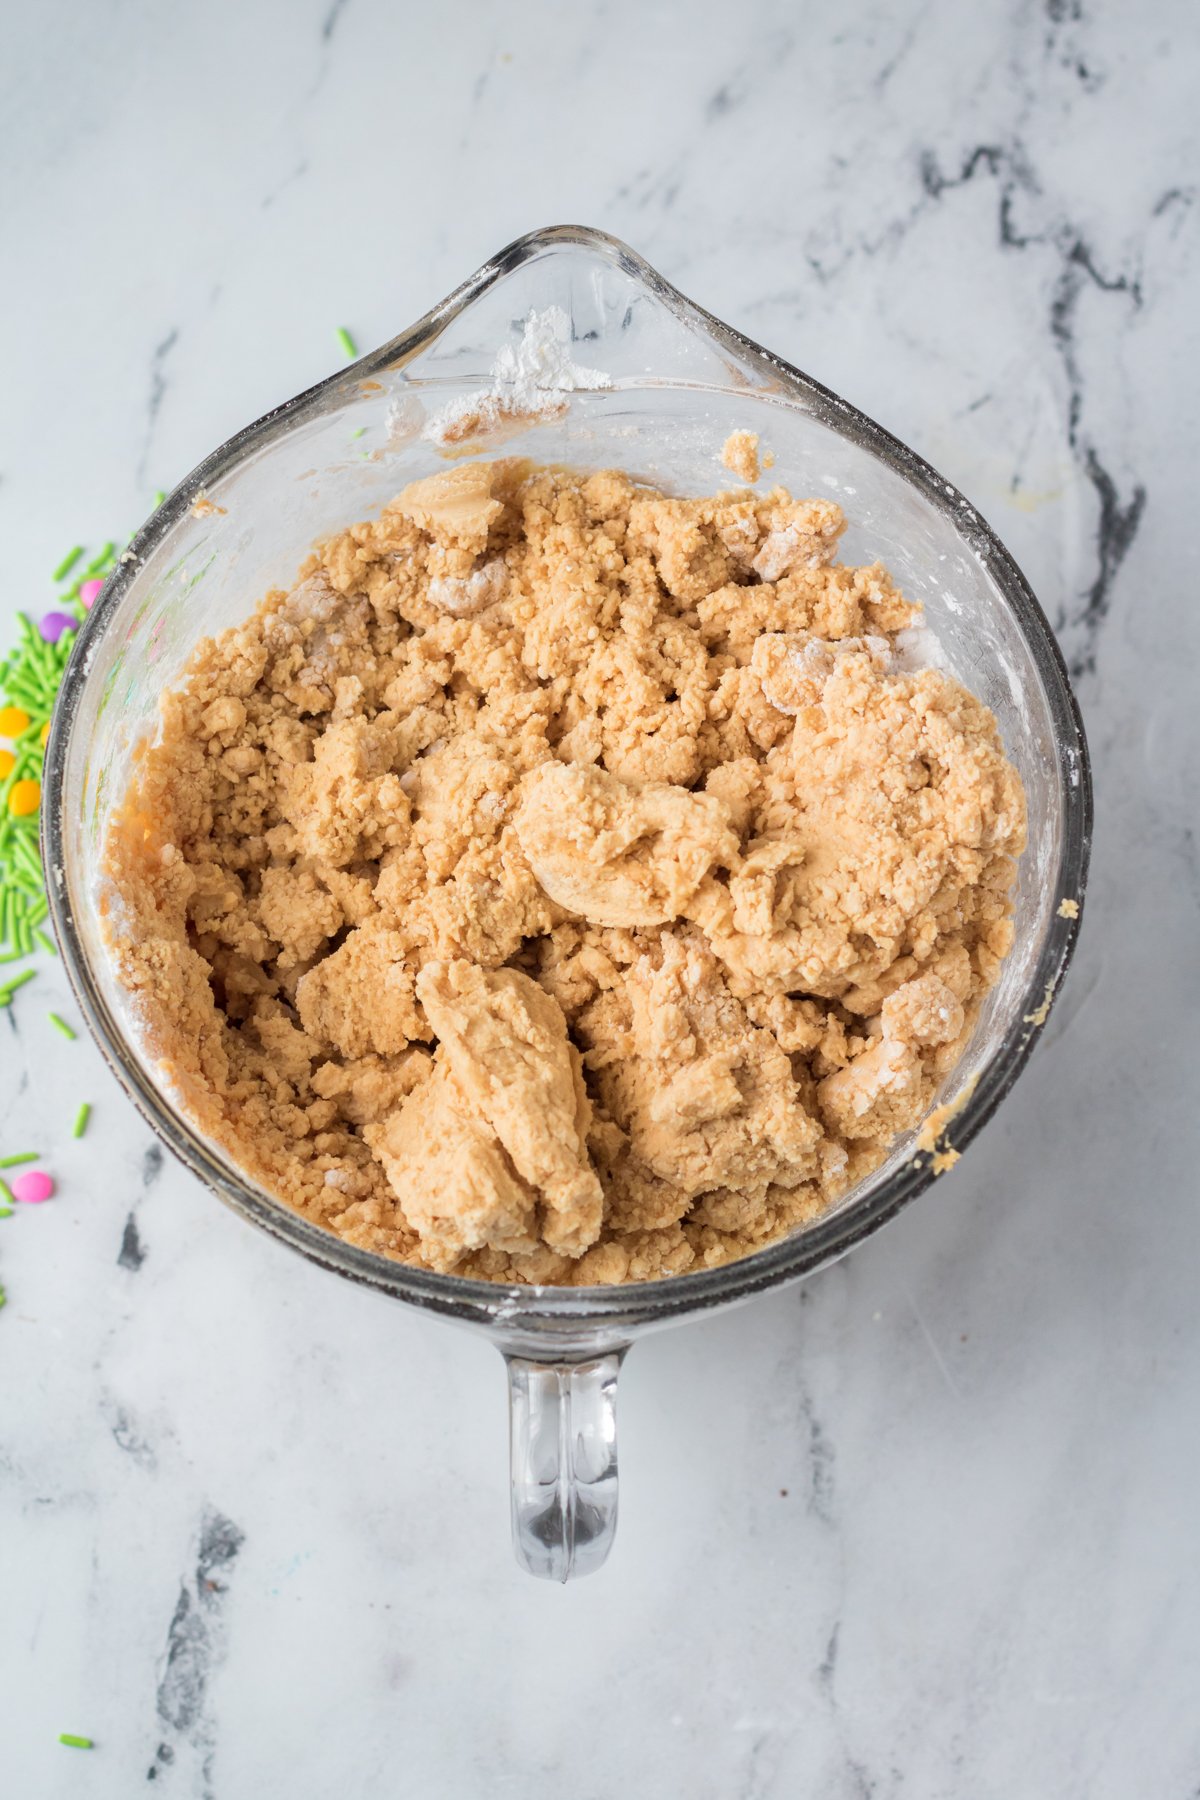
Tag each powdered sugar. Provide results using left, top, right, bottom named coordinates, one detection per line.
left=890, top=621, right=951, bottom=673
left=427, top=557, right=508, bottom=617
left=425, top=307, right=612, bottom=446
left=752, top=525, right=829, bottom=582
left=752, top=527, right=804, bottom=582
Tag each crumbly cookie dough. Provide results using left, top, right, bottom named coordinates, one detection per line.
left=106, top=458, right=1026, bottom=1285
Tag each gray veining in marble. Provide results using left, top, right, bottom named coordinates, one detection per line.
left=1, top=0, right=1197, bottom=1794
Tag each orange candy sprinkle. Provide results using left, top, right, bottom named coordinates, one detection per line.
left=8, top=778, right=40, bottom=817
left=0, top=705, right=31, bottom=737
left=0, top=749, right=14, bottom=780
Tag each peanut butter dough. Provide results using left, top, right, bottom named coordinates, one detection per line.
left=106, top=459, right=1026, bottom=1285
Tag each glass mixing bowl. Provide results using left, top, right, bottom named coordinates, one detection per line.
left=43, top=226, right=1091, bottom=1581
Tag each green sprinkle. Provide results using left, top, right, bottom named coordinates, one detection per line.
left=336, top=326, right=358, bottom=360
left=48, top=1012, right=76, bottom=1040
left=350, top=426, right=366, bottom=439
left=17, top=616, right=55, bottom=677
left=53, top=546, right=85, bottom=582
left=0, top=1152, right=37, bottom=1168
left=58, top=1734, right=94, bottom=1749
left=6, top=677, right=48, bottom=715
left=0, top=1285, right=6, bottom=1308
left=152, top=489, right=166, bottom=508
left=0, top=1177, right=12, bottom=1206
left=85, top=541, right=116, bottom=574
left=0, top=1205, right=12, bottom=1219
left=3, top=678, right=46, bottom=711
left=14, top=856, right=43, bottom=894
left=0, top=967, right=36, bottom=1002
left=33, top=928, right=57, bottom=956
left=72, top=1102, right=91, bottom=1139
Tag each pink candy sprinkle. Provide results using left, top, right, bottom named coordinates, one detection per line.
left=78, top=579, right=104, bottom=610
left=11, top=1170, right=55, bottom=1205
left=39, top=610, right=78, bottom=644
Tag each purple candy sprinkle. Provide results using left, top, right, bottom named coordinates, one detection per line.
left=39, top=611, right=78, bottom=644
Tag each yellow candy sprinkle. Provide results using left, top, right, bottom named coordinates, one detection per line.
left=0, top=749, right=14, bottom=780
left=40, top=721, right=51, bottom=747
left=8, top=778, right=40, bottom=817
left=0, top=705, right=31, bottom=737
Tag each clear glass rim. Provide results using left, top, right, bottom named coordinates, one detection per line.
left=41, top=224, right=1093, bottom=1337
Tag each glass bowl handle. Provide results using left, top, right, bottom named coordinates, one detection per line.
left=505, top=1347, right=627, bottom=1581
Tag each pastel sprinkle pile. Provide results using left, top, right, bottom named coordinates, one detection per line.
left=0, top=538, right=117, bottom=984
left=0, top=332, right=356, bottom=1324
left=0, top=535, right=118, bottom=1312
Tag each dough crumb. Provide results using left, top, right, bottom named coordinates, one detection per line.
left=1057, top=897, right=1080, bottom=919
left=722, top=430, right=763, bottom=483
left=1024, top=983, right=1056, bottom=1027
left=106, top=459, right=1026, bottom=1284
left=914, top=1074, right=980, bottom=1155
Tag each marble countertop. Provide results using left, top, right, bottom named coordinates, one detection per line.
left=3, top=1, right=1197, bottom=1794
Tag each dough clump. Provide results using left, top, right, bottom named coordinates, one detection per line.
left=106, top=458, right=1025, bottom=1284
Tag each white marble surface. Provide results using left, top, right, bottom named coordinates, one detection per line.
left=2, top=1, right=1197, bottom=1793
